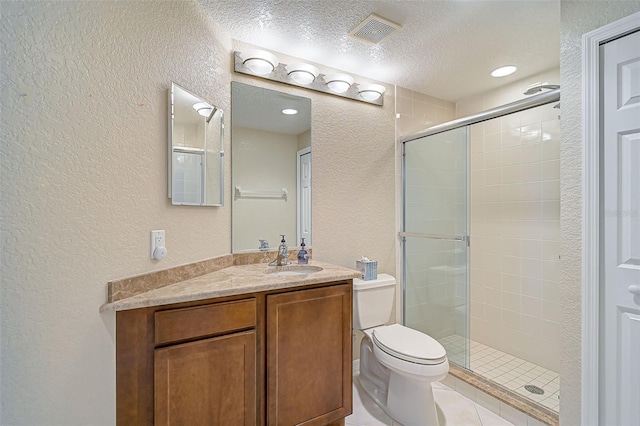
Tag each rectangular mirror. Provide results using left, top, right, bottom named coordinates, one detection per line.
left=168, top=82, right=224, bottom=206
left=231, top=82, right=311, bottom=252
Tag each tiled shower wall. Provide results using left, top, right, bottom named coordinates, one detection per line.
left=396, top=86, right=456, bottom=137
left=469, top=102, right=561, bottom=372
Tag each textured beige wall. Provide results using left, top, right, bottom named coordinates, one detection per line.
left=1, top=2, right=396, bottom=424
left=560, top=2, right=640, bottom=424
left=1, top=2, right=232, bottom=424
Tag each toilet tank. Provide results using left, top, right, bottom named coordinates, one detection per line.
left=353, top=274, right=396, bottom=330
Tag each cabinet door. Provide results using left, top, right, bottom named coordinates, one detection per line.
left=267, top=284, right=352, bottom=426
left=155, top=330, right=256, bottom=426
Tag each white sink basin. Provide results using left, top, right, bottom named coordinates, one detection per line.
left=265, top=265, right=323, bottom=276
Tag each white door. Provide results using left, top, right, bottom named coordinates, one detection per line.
left=601, top=29, right=640, bottom=426
left=297, top=148, right=311, bottom=246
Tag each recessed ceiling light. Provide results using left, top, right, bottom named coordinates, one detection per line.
left=491, top=65, right=517, bottom=78
left=282, top=108, right=298, bottom=115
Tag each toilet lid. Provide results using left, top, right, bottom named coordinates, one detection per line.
left=372, top=324, right=447, bottom=365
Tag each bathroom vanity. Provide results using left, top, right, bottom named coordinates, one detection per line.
left=106, top=259, right=359, bottom=426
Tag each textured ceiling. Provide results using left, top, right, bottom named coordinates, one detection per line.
left=198, top=0, right=560, bottom=102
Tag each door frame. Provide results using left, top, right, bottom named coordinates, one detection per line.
left=581, top=11, right=640, bottom=424
left=296, top=147, right=311, bottom=246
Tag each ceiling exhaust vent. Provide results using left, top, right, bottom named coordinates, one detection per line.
left=349, top=13, right=401, bottom=44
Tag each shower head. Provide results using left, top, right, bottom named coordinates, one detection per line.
left=524, top=83, right=560, bottom=96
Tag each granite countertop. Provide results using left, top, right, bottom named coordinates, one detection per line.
left=101, top=260, right=360, bottom=312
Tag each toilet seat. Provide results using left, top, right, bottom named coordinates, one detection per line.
left=371, top=324, right=447, bottom=365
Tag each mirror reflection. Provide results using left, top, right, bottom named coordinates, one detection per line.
left=168, top=82, right=224, bottom=206
left=231, top=82, right=311, bottom=252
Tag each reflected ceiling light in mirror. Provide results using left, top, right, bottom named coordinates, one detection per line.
left=239, top=49, right=279, bottom=75
left=323, top=73, right=355, bottom=93
left=490, top=65, right=517, bottom=78
left=285, top=63, right=320, bottom=85
left=282, top=108, right=298, bottom=115
left=193, top=102, right=213, bottom=117
left=357, top=83, right=386, bottom=101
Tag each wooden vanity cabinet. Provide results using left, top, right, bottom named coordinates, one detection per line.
left=116, top=281, right=352, bottom=426
left=155, top=331, right=256, bottom=425
left=267, top=284, right=352, bottom=426
left=153, top=299, right=258, bottom=425
left=117, top=298, right=259, bottom=426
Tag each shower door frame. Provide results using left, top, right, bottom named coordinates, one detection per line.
left=399, top=88, right=561, bottom=371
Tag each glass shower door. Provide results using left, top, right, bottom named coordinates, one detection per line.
left=402, top=126, right=470, bottom=368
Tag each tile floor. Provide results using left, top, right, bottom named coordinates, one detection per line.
left=346, top=374, right=514, bottom=426
left=439, top=335, right=560, bottom=412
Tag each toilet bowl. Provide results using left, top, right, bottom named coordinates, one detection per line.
left=354, top=275, right=449, bottom=426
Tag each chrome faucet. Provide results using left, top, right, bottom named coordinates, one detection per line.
left=269, top=235, right=290, bottom=266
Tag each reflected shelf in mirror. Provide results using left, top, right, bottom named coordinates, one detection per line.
left=234, top=186, right=288, bottom=200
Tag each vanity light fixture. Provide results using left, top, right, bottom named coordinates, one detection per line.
left=282, top=108, right=298, bottom=115
left=323, top=73, right=355, bottom=94
left=285, top=63, right=320, bottom=85
left=193, top=102, right=213, bottom=117
left=491, top=65, right=517, bottom=78
left=238, top=49, right=279, bottom=75
left=233, top=51, right=383, bottom=106
left=357, top=83, right=386, bottom=101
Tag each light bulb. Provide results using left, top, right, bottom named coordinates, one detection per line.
left=239, top=49, right=279, bottom=75
left=286, top=63, right=320, bottom=85
left=323, top=73, right=354, bottom=94
left=357, top=83, right=386, bottom=101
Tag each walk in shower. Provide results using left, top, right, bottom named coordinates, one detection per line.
left=400, top=89, right=561, bottom=413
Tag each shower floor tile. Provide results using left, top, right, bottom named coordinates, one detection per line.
left=439, top=335, right=560, bottom=412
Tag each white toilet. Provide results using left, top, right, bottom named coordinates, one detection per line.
left=354, top=274, right=449, bottom=426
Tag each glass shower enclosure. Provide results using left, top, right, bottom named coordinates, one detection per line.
left=401, top=127, right=470, bottom=368
left=400, top=89, right=561, bottom=373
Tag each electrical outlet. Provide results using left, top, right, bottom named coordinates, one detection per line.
left=150, top=230, right=166, bottom=260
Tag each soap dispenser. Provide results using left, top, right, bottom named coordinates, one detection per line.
left=297, top=238, right=309, bottom=264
